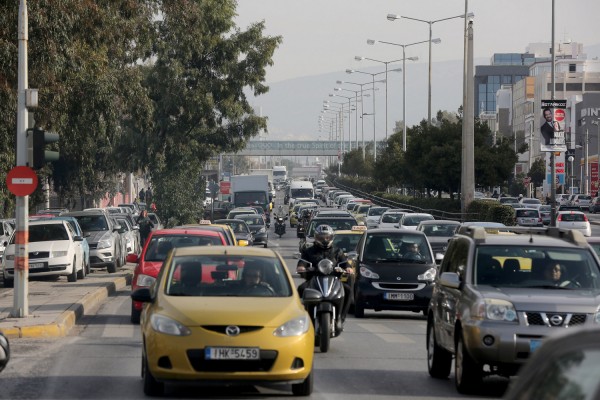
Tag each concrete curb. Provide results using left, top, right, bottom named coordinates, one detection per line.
left=1, top=274, right=132, bottom=339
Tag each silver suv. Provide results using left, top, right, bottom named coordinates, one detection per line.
left=426, top=226, right=600, bottom=394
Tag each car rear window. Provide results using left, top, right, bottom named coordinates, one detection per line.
left=381, top=213, right=402, bottom=223
left=144, top=235, right=223, bottom=262
left=561, top=213, right=586, bottom=222
left=516, top=210, right=539, bottom=217
left=306, top=218, right=357, bottom=236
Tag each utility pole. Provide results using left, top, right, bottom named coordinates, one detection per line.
left=13, top=0, right=30, bottom=317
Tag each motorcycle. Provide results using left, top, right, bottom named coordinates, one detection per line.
left=274, top=216, right=287, bottom=237
left=0, top=331, right=9, bottom=373
left=297, top=258, right=347, bottom=353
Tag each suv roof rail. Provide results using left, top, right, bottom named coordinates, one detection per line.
left=457, top=225, right=587, bottom=246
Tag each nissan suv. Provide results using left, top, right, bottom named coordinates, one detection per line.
left=426, top=226, right=600, bottom=394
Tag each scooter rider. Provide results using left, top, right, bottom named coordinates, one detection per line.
left=297, top=225, right=354, bottom=331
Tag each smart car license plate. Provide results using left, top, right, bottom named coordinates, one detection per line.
left=29, top=262, right=44, bottom=269
left=384, top=292, right=414, bottom=301
left=529, top=339, right=542, bottom=353
left=205, top=347, right=260, bottom=360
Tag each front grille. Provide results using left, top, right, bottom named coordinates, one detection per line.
left=187, top=349, right=277, bottom=372
left=377, top=283, right=420, bottom=290
left=525, top=312, right=587, bottom=327
left=88, top=243, right=98, bottom=249
left=202, top=325, right=263, bottom=335
left=29, top=252, right=49, bottom=259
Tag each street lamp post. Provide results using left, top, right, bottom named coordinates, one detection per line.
left=335, top=87, right=361, bottom=152
left=368, top=38, right=433, bottom=151
left=354, top=56, right=412, bottom=143
left=337, top=80, right=375, bottom=160
left=346, top=68, right=399, bottom=162
left=329, top=93, right=356, bottom=152
left=387, top=12, right=473, bottom=125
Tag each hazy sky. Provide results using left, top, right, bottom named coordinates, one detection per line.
left=233, top=1, right=600, bottom=141
left=236, top=0, right=600, bottom=83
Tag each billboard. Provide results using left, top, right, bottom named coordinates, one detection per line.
left=540, top=100, right=567, bottom=152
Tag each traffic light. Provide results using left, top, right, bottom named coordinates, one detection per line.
left=27, top=127, right=59, bottom=169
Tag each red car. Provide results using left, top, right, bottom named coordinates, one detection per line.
left=127, top=228, right=228, bottom=323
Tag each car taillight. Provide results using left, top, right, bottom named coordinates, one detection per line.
left=557, top=214, right=563, bottom=221
left=584, top=214, right=589, bottom=222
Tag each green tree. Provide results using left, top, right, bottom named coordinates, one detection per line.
left=529, top=157, right=546, bottom=198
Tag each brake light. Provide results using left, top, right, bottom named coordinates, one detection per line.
left=557, top=214, right=563, bottom=221
left=584, top=214, right=589, bottom=222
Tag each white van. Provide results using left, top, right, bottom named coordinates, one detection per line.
left=287, top=181, right=314, bottom=208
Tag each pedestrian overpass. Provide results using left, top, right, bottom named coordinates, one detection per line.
left=224, top=140, right=383, bottom=157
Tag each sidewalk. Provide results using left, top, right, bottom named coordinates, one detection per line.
left=0, top=266, right=133, bottom=339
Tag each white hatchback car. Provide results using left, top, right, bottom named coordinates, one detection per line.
left=2, top=220, right=86, bottom=287
left=377, top=211, right=408, bottom=229
left=556, top=211, right=592, bottom=237
left=399, top=213, right=435, bottom=230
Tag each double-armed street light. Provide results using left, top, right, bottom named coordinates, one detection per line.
left=367, top=37, right=437, bottom=149
left=346, top=68, right=401, bottom=162
left=336, top=80, right=376, bottom=158
left=354, top=56, right=411, bottom=144
left=386, top=12, right=473, bottom=126
left=329, top=93, right=358, bottom=152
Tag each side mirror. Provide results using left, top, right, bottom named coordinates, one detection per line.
left=131, top=287, right=153, bottom=303
left=126, top=253, right=139, bottom=264
left=73, top=235, right=84, bottom=242
left=439, top=272, right=460, bottom=289
left=302, top=288, right=323, bottom=306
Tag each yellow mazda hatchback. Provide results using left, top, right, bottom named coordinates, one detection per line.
left=132, top=245, right=314, bottom=396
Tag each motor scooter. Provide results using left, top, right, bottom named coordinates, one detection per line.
left=297, top=258, right=347, bottom=353
left=274, top=215, right=287, bottom=237
left=0, top=331, right=9, bottom=373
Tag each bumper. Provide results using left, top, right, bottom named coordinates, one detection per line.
left=145, top=329, right=314, bottom=384
left=356, top=280, right=433, bottom=312
left=89, top=247, right=116, bottom=267
left=252, top=233, right=268, bottom=245
left=3, top=258, right=73, bottom=279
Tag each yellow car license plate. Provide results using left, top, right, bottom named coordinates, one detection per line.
left=205, top=347, right=260, bottom=360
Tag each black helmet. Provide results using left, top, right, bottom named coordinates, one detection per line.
left=314, top=224, right=335, bottom=249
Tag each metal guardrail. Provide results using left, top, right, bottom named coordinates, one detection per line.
left=330, top=179, right=480, bottom=222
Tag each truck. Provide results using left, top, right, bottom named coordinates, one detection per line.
left=230, top=175, right=271, bottom=215
left=272, top=165, right=287, bottom=184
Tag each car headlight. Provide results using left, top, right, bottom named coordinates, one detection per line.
left=259, top=227, right=266, bottom=234
left=136, top=274, right=156, bottom=288
left=594, top=310, right=600, bottom=324
left=273, top=315, right=310, bottom=337
left=96, top=234, right=113, bottom=249
left=51, top=251, right=68, bottom=258
left=418, top=267, right=437, bottom=282
left=359, top=266, right=379, bottom=279
left=150, top=314, right=191, bottom=336
left=473, top=299, right=517, bottom=322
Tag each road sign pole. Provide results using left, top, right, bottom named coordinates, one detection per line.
left=12, top=0, right=30, bottom=317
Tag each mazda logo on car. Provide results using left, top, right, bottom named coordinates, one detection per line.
left=225, top=325, right=240, bottom=336
left=549, top=315, right=563, bottom=326
left=396, top=277, right=402, bottom=281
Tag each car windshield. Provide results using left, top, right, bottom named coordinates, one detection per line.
left=368, top=208, right=389, bottom=216
left=381, top=213, right=403, bottom=223
left=239, top=216, right=265, bottom=226
left=25, top=224, right=69, bottom=242
left=362, top=233, right=433, bottom=264
left=402, top=215, right=433, bottom=226
left=333, top=234, right=362, bottom=253
left=144, top=235, right=222, bottom=262
left=419, top=223, right=458, bottom=237
left=164, top=255, right=292, bottom=297
left=73, top=215, right=108, bottom=232
left=306, top=218, right=357, bottom=237
left=475, top=246, right=600, bottom=289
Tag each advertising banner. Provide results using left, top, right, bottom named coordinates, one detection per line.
left=540, top=100, right=567, bottom=152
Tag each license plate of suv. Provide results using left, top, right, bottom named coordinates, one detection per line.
left=29, top=262, right=44, bottom=269
left=205, top=347, right=260, bottom=360
left=384, top=292, right=414, bottom=301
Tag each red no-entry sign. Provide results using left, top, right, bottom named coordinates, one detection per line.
left=554, top=109, right=565, bottom=122
left=6, top=166, right=38, bottom=196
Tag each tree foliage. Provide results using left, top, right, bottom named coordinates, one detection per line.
left=0, top=1, right=280, bottom=221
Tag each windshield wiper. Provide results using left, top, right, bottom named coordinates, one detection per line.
left=521, top=285, right=571, bottom=290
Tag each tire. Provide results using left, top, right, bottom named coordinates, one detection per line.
left=353, top=296, right=365, bottom=318
left=2, top=278, right=13, bottom=288
left=427, top=321, right=452, bottom=379
left=67, top=257, right=78, bottom=282
left=107, top=261, right=118, bottom=273
left=131, top=301, right=141, bottom=324
left=77, top=257, right=86, bottom=280
left=291, top=370, right=314, bottom=396
left=263, top=242, right=268, bottom=248
left=455, top=333, right=483, bottom=394
left=85, top=259, right=90, bottom=275
left=319, top=313, right=331, bottom=353
left=142, top=350, right=164, bottom=397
